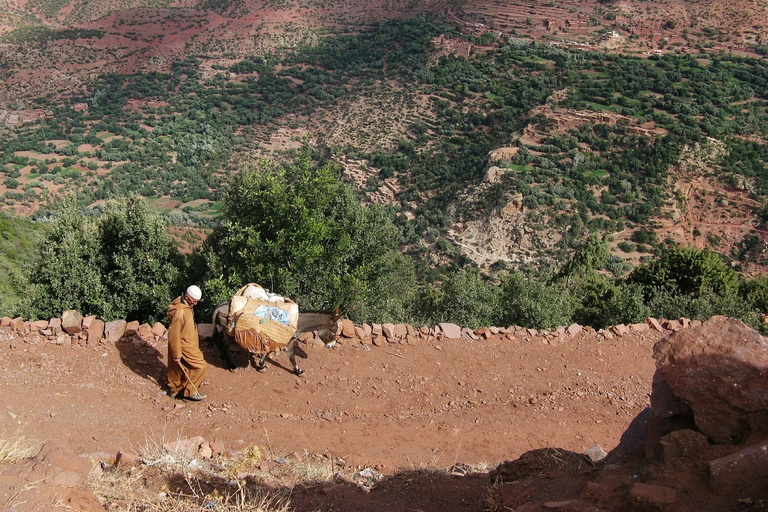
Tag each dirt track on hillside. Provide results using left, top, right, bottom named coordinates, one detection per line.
left=0, top=323, right=663, bottom=511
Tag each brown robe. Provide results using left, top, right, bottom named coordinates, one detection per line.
left=166, top=296, right=207, bottom=397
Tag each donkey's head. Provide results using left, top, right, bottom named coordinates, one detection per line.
left=317, top=304, right=342, bottom=348
left=296, top=305, right=342, bottom=348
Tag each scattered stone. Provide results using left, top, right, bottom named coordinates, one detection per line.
left=645, top=317, right=664, bottom=332
left=85, top=319, right=104, bottom=346
left=340, top=318, right=355, bottom=338
left=104, top=320, right=127, bottom=343
left=629, top=482, right=677, bottom=506
left=610, top=324, right=628, bottom=337
left=709, top=438, right=768, bottom=497
left=567, top=323, right=582, bottom=336
left=61, top=310, right=83, bottom=334
left=438, top=322, right=462, bottom=339
left=584, top=444, right=607, bottom=462
left=463, top=327, right=479, bottom=340
left=382, top=323, right=395, bottom=339
left=151, top=322, right=166, bottom=337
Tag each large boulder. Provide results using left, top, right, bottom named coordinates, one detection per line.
left=652, top=316, right=768, bottom=444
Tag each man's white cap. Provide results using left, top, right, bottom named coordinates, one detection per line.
left=186, top=285, right=202, bottom=301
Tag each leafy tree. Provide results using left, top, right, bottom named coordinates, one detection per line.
left=420, top=267, right=501, bottom=328
left=27, top=195, right=181, bottom=322
left=573, top=274, right=649, bottom=328
left=202, top=156, right=416, bottom=323
left=98, top=194, right=181, bottom=321
left=28, top=199, right=107, bottom=320
left=627, top=246, right=738, bottom=297
left=739, top=275, right=768, bottom=314
left=557, top=234, right=610, bottom=286
left=499, top=271, right=574, bottom=329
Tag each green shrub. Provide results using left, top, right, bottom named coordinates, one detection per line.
left=499, top=272, right=573, bottom=329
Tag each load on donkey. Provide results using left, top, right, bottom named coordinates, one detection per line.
left=212, top=283, right=341, bottom=375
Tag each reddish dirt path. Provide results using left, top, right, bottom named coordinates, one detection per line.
left=0, top=324, right=661, bottom=511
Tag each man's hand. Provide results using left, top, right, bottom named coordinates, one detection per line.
left=173, top=358, right=181, bottom=363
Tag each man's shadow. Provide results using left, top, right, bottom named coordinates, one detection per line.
left=115, top=338, right=168, bottom=390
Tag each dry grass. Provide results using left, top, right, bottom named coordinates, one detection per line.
left=85, top=432, right=353, bottom=511
left=0, top=431, right=40, bottom=463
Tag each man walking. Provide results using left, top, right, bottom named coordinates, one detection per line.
left=167, top=285, right=207, bottom=401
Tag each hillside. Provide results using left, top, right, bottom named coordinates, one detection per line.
left=0, top=1, right=767, bottom=281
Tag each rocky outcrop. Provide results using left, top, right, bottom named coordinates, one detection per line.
left=489, top=315, right=768, bottom=511
left=652, top=316, right=768, bottom=444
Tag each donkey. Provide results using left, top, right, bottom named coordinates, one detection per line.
left=211, top=302, right=341, bottom=376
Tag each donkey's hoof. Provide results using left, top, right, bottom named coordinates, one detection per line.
left=256, top=364, right=267, bottom=373
left=294, top=368, right=305, bottom=376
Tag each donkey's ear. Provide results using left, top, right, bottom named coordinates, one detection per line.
left=332, top=304, right=342, bottom=319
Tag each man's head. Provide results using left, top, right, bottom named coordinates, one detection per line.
left=185, top=285, right=202, bottom=305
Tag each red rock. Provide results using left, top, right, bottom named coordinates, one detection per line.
left=709, top=439, right=768, bottom=498
left=475, top=327, right=492, bottom=339
left=151, top=322, right=166, bottom=337
left=85, top=319, right=105, bottom=345
left=438, top=322, right=462, bottom=339
left=0, top=316, right=10, bottom=327
left=104, top=320, right=126, bottom=343
left=629, top=482, right=677, bottom=505
left=610, top=324, right=628, bottom=336
left=136, top=323, right=154, bottom=342
left=9, top=316, right=23, bottom=330
left=567, top=323, right=582, bottom=336
left=61, top=310, right=83, bottom=334
left=82, top=315, right=96, bottom=329
left=646, top=317, right=664, bottom=332
left=653, top=316, right=768, bottom=444
left=125, top=320, right=140, bottom=335
left=340, top=318, right=355, bottom=338
left=463, top=328, right=478, bottom=340
left=354, top=326, right=366, bottom=339
left=382, top=323, right=395, bottom=339
left=29, top=320, right=48, bottom=331
left=48, top=317, right=62, bottom=334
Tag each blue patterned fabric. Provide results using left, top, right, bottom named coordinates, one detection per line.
left=253, top=305, right=291, bottom=326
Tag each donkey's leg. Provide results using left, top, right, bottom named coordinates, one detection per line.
left=256, top=352, right=270, bottom=372
left=286, top=338, right=304, bottom=376
left=213, top=328, right=238, bottom=370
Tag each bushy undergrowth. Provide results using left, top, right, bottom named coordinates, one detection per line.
left=5, top=171, right=768, bottom=333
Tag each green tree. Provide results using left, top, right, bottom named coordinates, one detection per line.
left=421, top=267, right=501, bottom=328
left=573, top=273, right=649, bottom=328
left=27, top=195, right=181, bottom=322
left=98, top=194, right=181, bottom=321
left=499, top=271, right=573, bottom=329
left=202, top=157, right=416, bottom=323
left=28, top=199, right=107, bottom=320
left=627, top=246, right=738, bottom=297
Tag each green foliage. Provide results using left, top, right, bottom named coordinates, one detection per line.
left=573, top=274, right=649, bottom=328
left=27, top=199, right=107, bottom=320
left=27, top=195, right=181, bottom=322
left=627, top=246, right=738, bottom=296
left=420, top=268, right=501, bottom=328
left=0, top=213, right=44, bottom=316
left=1, top=25, right=103, bottom=44
left=499, top=272, right=574, bottom=329
left=202, top=156, right=416, bottom=323
left=97, top=195, right=181, bottom=322
left=739, top=275, right=768, bottom=314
